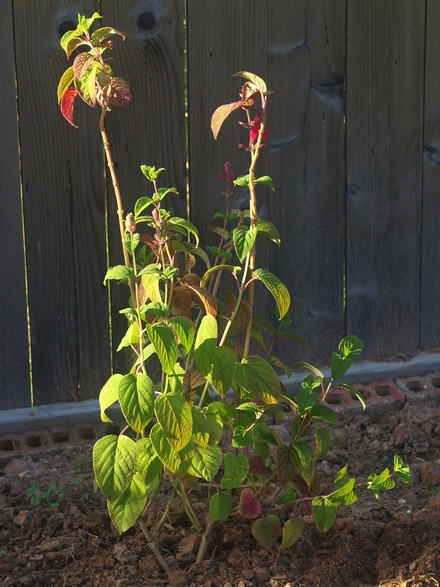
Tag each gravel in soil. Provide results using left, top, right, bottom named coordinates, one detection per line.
left=1, top=395, right=440, bottom=586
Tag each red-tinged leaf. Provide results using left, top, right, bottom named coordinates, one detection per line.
left=182, top=368, right=206, bottom=393
left=292, top=474, right=310, bottom=496
left=91, top=26, right=126, bottom=46
left=73, top=52, right=94, bottom=81
left=182, top=283, right=218, bottom=316
left=248, top=454, right=272, bottom=476
left=108, top=77, right=134, bottom=107
left=240, top=488, right=261, bottom=519
left=66, top=37, right=89, bottom=59
left=171, top=286, right=193, bottom=318
left=211, top=100, right=246, bottom=140
left=60, top=87, right=79, bottom=127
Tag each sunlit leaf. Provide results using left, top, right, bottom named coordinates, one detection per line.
left=107, top=473, right=147, bottom=534
left=99, top=374, right=123, bottom=423
left=93, top=435, right=138, bottom=501
left=154, top=392, right=193, bottom=452
left=211, top=100, right=246, bottom=139
left=253, top=268, right=290, bottom=320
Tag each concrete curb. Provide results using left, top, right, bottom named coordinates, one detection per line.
left=0, top=352, right=439, bottom=440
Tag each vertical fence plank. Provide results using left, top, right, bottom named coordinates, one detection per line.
left=0, top=0, right=30, bottom=409
left=187, top=0, right=271, bottom=330
left=14, top=0, right=111, bottom=404
left=421, top=0, right=440, bottom=349
left=346, top=1, right=424, bottom=360
left=101, top=0, right=186, bottom=370
left=268, top=1, right=346, bottom=365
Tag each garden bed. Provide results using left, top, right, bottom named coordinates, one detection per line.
left=1, top=379, right=440, bottom=587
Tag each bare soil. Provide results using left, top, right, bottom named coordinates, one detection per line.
left=1, top=392, right=440, bottom=587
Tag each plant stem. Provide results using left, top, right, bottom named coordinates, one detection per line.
left=138, top=517, right=171, bottom=574
left=176, top=481, right=203, bottom=532
left=243, top=118, right=266, bottom=358
left=99, top=107, right=136, bottom=304
left=195, top=521, right=215, bottom=563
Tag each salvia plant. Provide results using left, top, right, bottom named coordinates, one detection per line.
left=57, top=13, right=412, bottom=573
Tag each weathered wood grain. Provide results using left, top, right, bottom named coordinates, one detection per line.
left=346, top=1, right=424, bottom=360
left=268, top=0, right=346, bottom=366
left=421, top=0, right=440, bottom=349
left=13, top=0, right=111, bottom=404
left=0, top=0, right=31, bottom=409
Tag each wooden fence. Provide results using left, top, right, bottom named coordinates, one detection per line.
left=1, top=0, right=439, bottom=410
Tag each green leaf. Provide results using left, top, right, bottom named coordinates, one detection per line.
left=294, top=362, right=325, bottom=379
left=233, top=71, right=268, bottom=94
left=167, top=363, right=185, bottom=394
left=147, top=323, right=178, bottom=375
left=187, top=445, right=223, bottom=482
left=330, top=353, right=353, bottom=381
left=74, top=63, right=97, bottom=106
left=207, top=346, right=236, bottom=397
left=104, top=265, right=135, bottom=283
left=169, top=316, right=195, bottom=354
left=116, top=321, right=140, bottom=352
left=107, top=472, right=147, bottom=534
left=154, top=392, right=193, bottom=452
left=57, top=67, right=75, bottom=103
left=200, top=265, right=239, bottom=289
left=118, top=373, right=155, bottom=433
left=210, top=492, right=232, bottom=522
left=314, top=427, right=331, bottom=461
left=254, top=175, right=275, bottom=191
left=393, top=455, right=412, bottom=484
left=232, top=425, right=259, bottom=449
left=367, top=468, right=395, bottom=492
left=136, top=438, right=163, bottom=486
left=338, top=382, right=367, bottom=410
left=149, top=423, right=190, bottom=475
left=205, top=401, right=238, bottom=421
left=338, top=335, right=364, bottom=359
left=251, top=515, right=281, bottom=549
left=168, top=217, right=199, bottom=246
left=194, top=314, right=218, bottom=377
left=140, top=165, right=165, bottom=182
left=297, top=388, right=320, bottom=415
left=291, top=440, right=313, bottom=467
left=253, top=269, right=290, bottom=320
left=308, top=404, right=338, bottom=425
left=80, top=12, right=102, bottom=33
left=234, top=356, right=280, bottom=404
left=312, top=496, right=338, bottom=532
left=191, top=406, right=219, bottom=447
left=233, top=226, right=257, bottom=262
left=280, top=518, right=305, bottom=550
left=99, top=374, right=122, bottom=422
left=334, top=465, right=349, bottom=489
left=256, top=219, right=280, bottom=246
left=221, top=453, right=249, bottom=489
left=134, top=196, right=154, bottom=218
left=233, top=174, right=250, bottom=188
left=328, top=478, right=359, bottom=506
left=93, top=435, right=138, bottom=501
